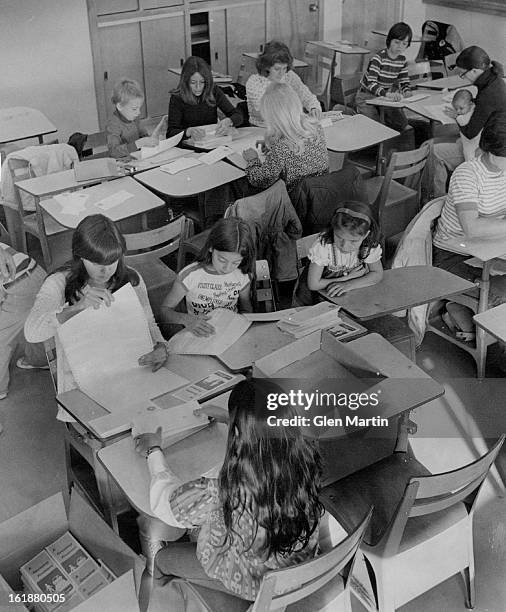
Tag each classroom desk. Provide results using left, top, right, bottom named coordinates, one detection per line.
left=97, top=332, right=443, bottom=561
left=307, top=40, right=370, bottom=56
left=474, top=303, right=506, bottom=343
left=0, top=106, right=57, bottom=144
left=320, top=265, right=475, bottom=320
left=416, top=74, right=467, bottom=90
left=38, top=176, right=165, bottom=229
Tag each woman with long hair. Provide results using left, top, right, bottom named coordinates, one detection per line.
left=135, top=378, right=323, bottom=602
left=24, top=215, right=168, bottom=409
left=166, top=56, right=243, bottom=140
left=243, top=82, right=328, bottom=194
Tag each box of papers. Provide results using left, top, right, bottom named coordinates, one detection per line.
left=0, top=491, right=143, bottom=612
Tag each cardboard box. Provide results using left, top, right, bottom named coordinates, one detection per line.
left=0, top=491, right=143, bottom=612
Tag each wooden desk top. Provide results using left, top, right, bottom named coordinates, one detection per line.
left=39, top=176, right=164, bottom=229
left=441, top=236, right=506, bottom=262
left=417, top=75, right=466, bottom=90
left=15, top=169, right=117, bottom=198
left=98, top=332, right=443, bottom=517
left=56, top=353, right=228, bottom=440
left=307, top=40, right=370, bottom=54
left=321, top=266, right=475, bottom=320
left=0, top=106, right=57, bottom=144
left=324, top=114, right=398, bottom=152
left=473, top=304, right=506, bottom=343
left=134, top=156, right=245, bottom=197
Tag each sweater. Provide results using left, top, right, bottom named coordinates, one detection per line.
left=246, top=71, right=320, bottom=127
left=106, top=109, right=149, bottom=158
left=166, top=85, right=243, bottom=138
left=459, top=68, right=506, bottom=140
left=360, top=49, right=410, bottom=97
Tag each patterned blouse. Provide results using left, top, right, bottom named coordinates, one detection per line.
left=148, top=453, right=320, bottom=601
left=245, top=124, right=329, bottom=194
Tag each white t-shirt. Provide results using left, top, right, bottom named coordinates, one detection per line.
left=179, top=262, right=250, bottom=316
left=308, top=238, right=382, bottom=278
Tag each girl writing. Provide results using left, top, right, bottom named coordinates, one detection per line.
left=135, top=378, right=323, bottom=604
left=243, top=82, right=329, bottom=194
left=294, top=201, right=383, bottom=305
left=24, top=215, right=168, bottom=413
left=162, top=218, right=255, bottom=337
left=166, top=56, right=243, bottom=140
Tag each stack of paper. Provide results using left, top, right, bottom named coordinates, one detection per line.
left=277, top=302, right=342, bottom=338
left=131, top=400, right=210, bottom=448
left=167, top=308, right=251, bottom=355
left=21, top=532, right=115, bottom=612
left=160, top=157, right=202, bottom=174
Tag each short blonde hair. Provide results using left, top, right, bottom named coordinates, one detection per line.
left=260, top=82, right=318, bottom=154
left=111, top=78, right=144, bottom=106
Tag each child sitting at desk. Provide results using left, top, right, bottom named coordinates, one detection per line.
left=294, top=201, right=383, bottom=306
left=106, top=78, right=166, bottom=158
left=166, top=56, right=243, bottom=140
left=355, top=22, right=413, bottom=131
left=24, top=215, right=168, bottom=417
left=134, top=378, right=323, bottom=604
left=451, top=89, right=480, bottom=161
left=162, top=218, right=254, bottom=337
left=243, top=82, right=329, bottom=195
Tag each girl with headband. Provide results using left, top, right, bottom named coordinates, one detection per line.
left=293, top=201, right=383, bottom=305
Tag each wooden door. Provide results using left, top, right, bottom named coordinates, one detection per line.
left=141, top=14, right=186, bottom=118
left=267, top=0, right=321, bottom=60
left=226, top=2, right=266, bottom=82
left=98, top=22, right=146, bottom=124
left=209, top=9, right=228, bottom=75
left=96, top=0, right=138, bottom=16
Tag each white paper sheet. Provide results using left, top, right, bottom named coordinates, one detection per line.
left=130, top=131, right=184, bottom=160
left=53, top=192, right=89, bottom=215
left=94, top=189, right=134, bottom=211
left=167, top=308, right=251, bottom=355
left=420, top=104, right=456, bottom=125
left=160, top=157, right=202, bottom=174
left=366, top=92, right=430, bottom=107
left=57, top=284, right=188, bottom=418
left=199, top=145, right=234, bottom=165
left=242, top=309, right=297, bottom=322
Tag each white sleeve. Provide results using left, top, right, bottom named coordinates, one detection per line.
left=246, top=74, right=267, bottom=113
left=147, top=450, right=186, bottom=528
left=285, top=70, right=320, bottom=111
left=364, top=244, right=382, bottom=263
left=308, top=239, right=331, bottom=267
left=24, top=273, right=67, bottom=343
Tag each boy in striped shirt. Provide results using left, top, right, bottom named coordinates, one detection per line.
left=0, top=243, right=47, bottom=407
left=355, top=22, right=413, bottom=131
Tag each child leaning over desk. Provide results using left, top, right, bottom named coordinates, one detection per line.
left=106, top=78, right=167, bottom=158
left=355, top=22, right=413, bottom=131
left=162, top=218, right=254, bottom=337
left=293, top=201, right=383, bottom=306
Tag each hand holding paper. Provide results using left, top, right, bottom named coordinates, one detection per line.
left=133, top=426, right=162, bottom=457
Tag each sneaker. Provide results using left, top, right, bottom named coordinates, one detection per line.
left=16, top=358, right=49, bottom=371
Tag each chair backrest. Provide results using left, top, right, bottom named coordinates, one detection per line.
left=379, top=435, right=505, bottom=557
left=296, top=233, right=319, bottom=273
left=331, top=73, right=361, bottom=109
left=251, top=508, right=372, bottom=611
left=303, top=42, right=337, bottom=110
left=123, top=215, right=192, bottom=267
left=407, top=60, right=432, bottom=85
left=7, top=158, right=34, bottom=216
left=0, top=221, right=10, bottom=245
left=374, top=142, right=431, bottom=237
left=443, top=52, right=460, bottom=76
left=255, top=259, right=276, bottom=312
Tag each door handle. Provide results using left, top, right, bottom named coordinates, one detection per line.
left=309, top=2, right=319, bottom=11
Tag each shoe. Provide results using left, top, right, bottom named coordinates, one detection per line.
left=16, top=358, right=49, bottom=371
left=0, top=392, right=7, bottom=400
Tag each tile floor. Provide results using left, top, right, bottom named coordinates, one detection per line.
left=0, top=329, right=505, bottom=611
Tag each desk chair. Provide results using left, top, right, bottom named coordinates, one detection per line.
left=303, top=42, right=338, bottom=111
left=331, top=74, right=361, bottom=113
left=124, top=215, right=193, bottom=324
left=160, top=509, right=372, bottom=612
left=43, top=339, right=129, bottom=531
left=363, top=143, right=430, bottom=261
left=392, top=197, right=496, bottom=378
left=8, top=157, right=69, bottom=267
left=321, top=436, right=505, bottom=612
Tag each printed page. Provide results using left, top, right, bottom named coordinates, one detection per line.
left=57, top=284, right=188, bottom=415
left=167, top=308, right=251, bottom=355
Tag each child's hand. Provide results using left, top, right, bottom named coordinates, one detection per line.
left=215, top=118, right=233, bottom=136
left=134, top=427, right=162, bottom=457
left=186, top=314, right=215, bottom=337
left=79, top=286, right=114, bottom=310
left=327, top=282, right=350, bottom=297
left=136, top=136, right=159, bottom=148
left=193, top=404, right=229, bottom=423
left=187, top=126, right=206, bottom=141
left=444, top=106, right=458, bottom=119
left=403, top=89, right=413, bottom=98
left=386, top=91, right=403, bottom=102
left=243, top=148, right=259, bottom=162
left=309, top=107, right=322, bottom=120
left=138, top=342, right=168, bottom=372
